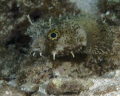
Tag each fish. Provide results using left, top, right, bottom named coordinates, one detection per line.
left=27, top=12, right=113, bottom=60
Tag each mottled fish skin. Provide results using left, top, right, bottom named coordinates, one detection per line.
left=27, top=12, right=113, bottom=59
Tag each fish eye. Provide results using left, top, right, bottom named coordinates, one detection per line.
left=47, top=30, right=60, bottom=41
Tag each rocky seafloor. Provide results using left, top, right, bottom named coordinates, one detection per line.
left=0, top=0, right=120, bottom=96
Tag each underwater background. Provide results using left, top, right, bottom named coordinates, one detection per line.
left=0, top=0, right=120, bottom=95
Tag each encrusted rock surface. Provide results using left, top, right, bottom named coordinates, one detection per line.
left=0, top=0, right=120, bottom=96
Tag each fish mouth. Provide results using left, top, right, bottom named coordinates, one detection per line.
left=51, top=45, right=86, bottom=60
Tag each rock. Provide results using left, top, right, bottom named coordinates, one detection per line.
left=80, top=70, right=120, bottom=96
left=0, top=80, right=26, bottom=96
left=46, top=78, right=93, bottom=95
left=20, top=82, right=39, bottom=92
